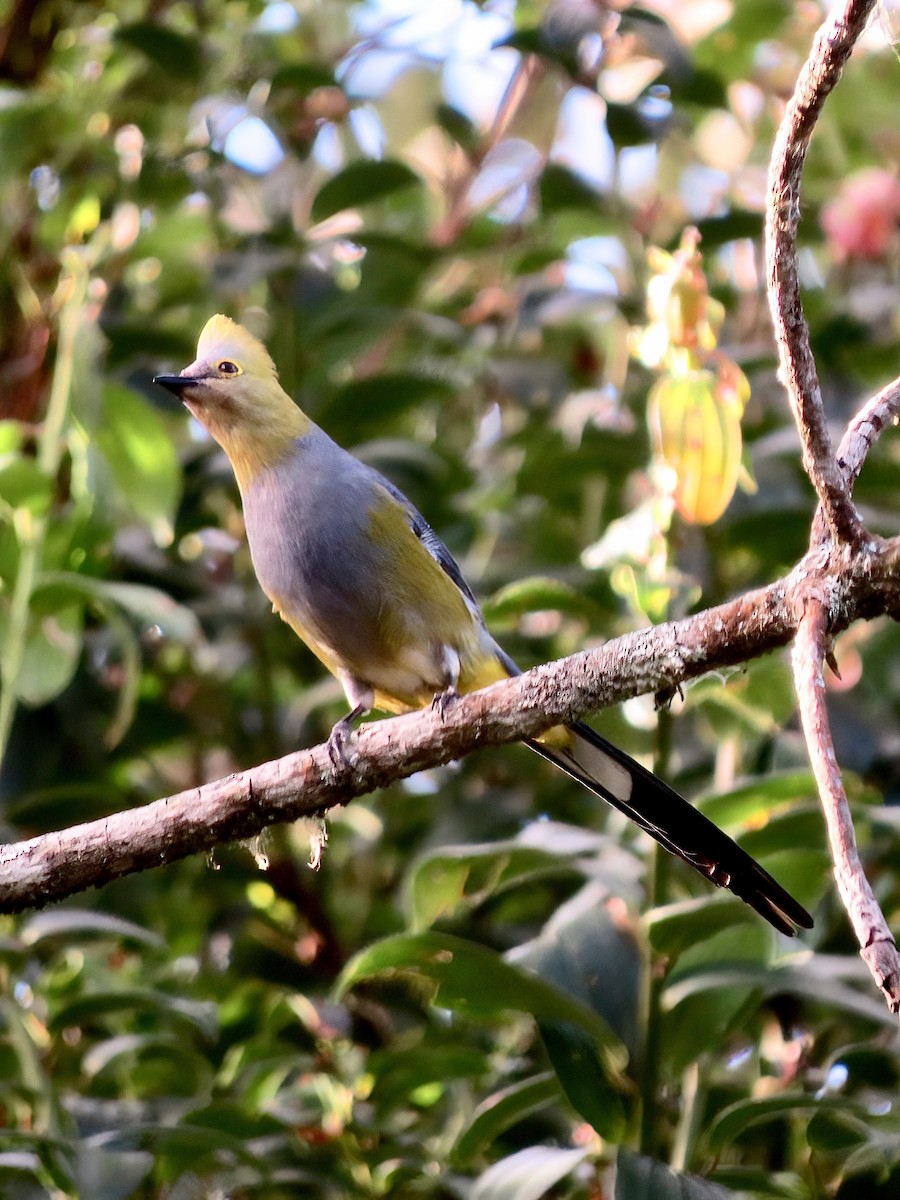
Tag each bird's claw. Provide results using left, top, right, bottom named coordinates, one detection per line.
left=432, top=686, right=459, bottom=723
left=326, top=718, right=357, bottom=769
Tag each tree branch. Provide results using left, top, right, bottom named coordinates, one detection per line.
left=810, top=374, right=900, bottom=546
left=792, top=598, right=900, bottom=1011
left=835, top=375, right=900, bottom=488
left=2, top=536, right=899, bottom=915
left=765, top=0, right=877, bottom=546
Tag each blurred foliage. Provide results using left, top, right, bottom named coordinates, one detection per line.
left=1, top=0, right=900, bottom=1196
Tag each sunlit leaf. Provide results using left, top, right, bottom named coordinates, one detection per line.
left=472, top=1145, right=591, bottom=1200
left=0, top=460, right=53, bottom=515
left=94, top=385, right=181, bottom=546
left=16, top=602, right=83, bottom=705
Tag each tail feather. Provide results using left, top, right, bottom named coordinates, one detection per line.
left=527, top=719, right=813, bottom=936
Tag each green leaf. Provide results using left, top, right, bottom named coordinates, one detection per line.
left=35, top=573, right=201, bottom=645
left=95, top=1121, right=263, bottom=1168
left=436, top=102, right=480, bottom=153
left=453, top=1073, right=560, bottom=1164
left=0, top=459, right=54, bottom=515
left=49, top=991, right=218, bottom=1041
left=539, top=164, right=605, bottom=214
left=0, top=420, right=25, bottom=455
left=370, top=1043, right=490, bottom=1115
left=311, top=160, right=422, bottom=222
left=482, top=576, right=605, bottom=625
left=335, top=931, right=628, bottom=1075
left=708, top=1168, right=810, bottom=1198
left=405, top=840, right=571, bottom=930
left=472, top=1145, right=591, bottom=1200
left=327, top=373, right=456, bottom=436
left=20, top=909, right=165, bottom=949
left=694, top=210, right=764, bottom=248
left=616, top=1149, right=731, bottom=1198
left=696, top=771, right=818, bottom=826
left=606, top=102, right=657, bottom=148
left=806, top=1109, right=871, bottom=1153
left=709, top=1096, right=865, bottom=1151
left=271, top=62, right=336, bottom=94
left=16, top=602, right=83, bottom=705
left=115, top=22, right=204, bottom=76
left=86, top=1037, right=214, bottom=1101
left=539, top=1020, right=626, bottom=1139
left=94, top=386, right=181, bottom=545
left=646, top=896, right=761, bottom=957
left=514, top=893, right=641, bottom=1049
left=664, top=959, right=897, bottom=1028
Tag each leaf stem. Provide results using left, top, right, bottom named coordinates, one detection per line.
left=0, top=255, right=87, bottom=767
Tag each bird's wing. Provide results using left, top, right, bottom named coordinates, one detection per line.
left=376, top=476, right=485, bottom=619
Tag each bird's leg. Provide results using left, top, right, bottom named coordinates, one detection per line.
left=431, top=646, right=461, bottom=722
left=327, top=675, right=373, bottom=768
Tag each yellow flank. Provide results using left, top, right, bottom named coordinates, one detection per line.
left=536, top=724, right=575, bottom=751
left=458, top=653, right=508, bottom=695
left=365, top=494, right=472, bottom=648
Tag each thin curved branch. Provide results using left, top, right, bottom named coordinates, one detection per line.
left=792, top=599, right=900, bottom=1012
left=810, top=374, right=900, bottom=547
left=835, top=375, right=900, bottom=487
left=2, top=538, right=899, bottom=915
left=766, top=0, right=877, bottom=546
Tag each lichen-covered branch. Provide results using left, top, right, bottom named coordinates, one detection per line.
left=765, top=0, right=877, bottom=546
left=1, top=536, right=899, bottom=915
left=792, top=600, right=900, bottom=1012
left=835, top=375, right=900, bottom=488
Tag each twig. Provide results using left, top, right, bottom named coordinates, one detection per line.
left=792, top=599, right=900, bottom=1012
left=835, top=375, right=900, bottom=488
left=2, top=539, right=900, bottom=915
left=810, top=375, right=900, bottom=546
left=765, top=0, right=877, bottom=546
left=431, top=54, right=545, bottom=247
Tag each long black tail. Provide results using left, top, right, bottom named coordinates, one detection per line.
left=526, top=720, right=813, bottom=936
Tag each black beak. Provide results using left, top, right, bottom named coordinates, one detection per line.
left=154, top=374, right=199, bottom=396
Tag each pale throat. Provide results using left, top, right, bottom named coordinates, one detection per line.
left=212, top=406, right=310, bottom=493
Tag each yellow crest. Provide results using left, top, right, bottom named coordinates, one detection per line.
left=197, top=315, right=278, bottom=379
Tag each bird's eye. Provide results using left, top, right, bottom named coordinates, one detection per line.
left=218, top=360, right=240, bottom=375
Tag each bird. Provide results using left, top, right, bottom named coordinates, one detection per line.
left=155, top=315, right=813, bottom=936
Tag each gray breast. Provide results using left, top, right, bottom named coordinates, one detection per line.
left=241, top=434, right=389, bottom=661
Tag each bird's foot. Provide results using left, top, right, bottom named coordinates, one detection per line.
left=326, top=716, right=358, bottom=769
left=431, top=686, right=459, bottom=723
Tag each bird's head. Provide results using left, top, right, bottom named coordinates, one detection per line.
left=155, top=314, right=288, bottom=420
left=154, top=316, right=310, bottom=482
